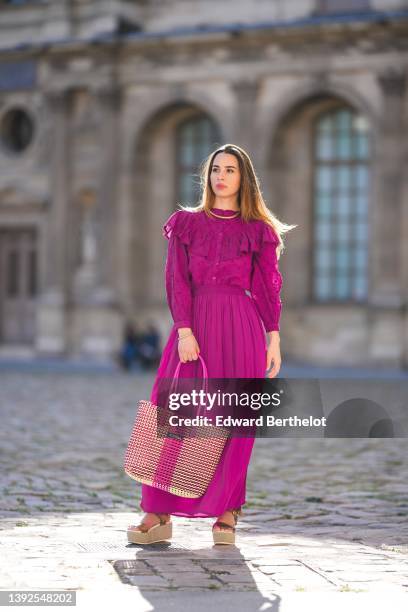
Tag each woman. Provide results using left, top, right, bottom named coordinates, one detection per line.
left=127, top=143, right=296, bottom=545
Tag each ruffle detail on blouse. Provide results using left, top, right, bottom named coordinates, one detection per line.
left=238, top=225, right=260, bottom=257
left=163, top=210, right=213, bottom=259
left=163, top=211, right=280, bottom=261
left=239, top=221, right=279, bottom=256
left=203, top=221, right=279, bottom=262
left=162, top=210, right=195, bottom=246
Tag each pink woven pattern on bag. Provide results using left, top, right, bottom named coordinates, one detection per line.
left=123, top=355, right=230, bottom=498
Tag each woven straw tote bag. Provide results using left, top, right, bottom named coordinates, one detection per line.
left=123, top=354, right=230, bottom=498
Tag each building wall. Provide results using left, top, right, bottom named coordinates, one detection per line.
left=0, top=1, right=407, bottom=366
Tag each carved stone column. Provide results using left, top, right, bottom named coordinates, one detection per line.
left=391, top=71, right=408, bottom=368
left=36, top=89, right=71, bottom=354
left=372, top=70, right=406, bottom=306
left=69, top=84, right=123, bottom=359
left=92, top=84, right=122, bottom=304
left=230, top=79, right=261, bottom=160
left=369, top=69, right=407, bottom=366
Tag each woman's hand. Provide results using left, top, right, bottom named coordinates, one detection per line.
left=178, top=328, right=200, bottom=363
left=266, top=332, right=281, bottom=378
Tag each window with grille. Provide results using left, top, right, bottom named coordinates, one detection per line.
left=312, top=107, right=371, bottom=302
left=175, top=116, right=220, bottom=206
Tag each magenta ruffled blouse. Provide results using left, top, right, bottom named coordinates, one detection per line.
left=162, top=207, right=283, bottom=333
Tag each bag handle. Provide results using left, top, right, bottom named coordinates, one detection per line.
left=173, top=354, right=208, bottom=381
left=166, top=354, right=209, bottom=415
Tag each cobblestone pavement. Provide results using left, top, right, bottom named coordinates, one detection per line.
left=0, top=370, right=408, bottom=610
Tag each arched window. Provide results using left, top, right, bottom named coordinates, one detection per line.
left=175, top=115, right=220, bottom=206
left=312, top=107, right=371, bottom=302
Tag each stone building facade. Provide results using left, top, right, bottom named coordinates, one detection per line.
left=0, top=0, right=407, bottom=367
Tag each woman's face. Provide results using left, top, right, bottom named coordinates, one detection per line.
left=210, top=152, right=241, bottom=199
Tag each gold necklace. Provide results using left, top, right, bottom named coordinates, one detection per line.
left=208, top=208, right=240, bottom=219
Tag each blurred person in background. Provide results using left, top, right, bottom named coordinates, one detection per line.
left=138, top=321, right=161, bottom=371
left=119, top=321, right=141, bottom=371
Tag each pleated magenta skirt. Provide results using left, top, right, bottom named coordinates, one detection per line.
left=140, top=284, right=267, bottom=518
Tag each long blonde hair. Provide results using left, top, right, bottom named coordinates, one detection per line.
left=177, top=143, right=297, bottom=258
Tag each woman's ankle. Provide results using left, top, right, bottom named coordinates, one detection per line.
left=216, top=510, right=234, bottom=523
left=151, top=512, right=171, bottom=521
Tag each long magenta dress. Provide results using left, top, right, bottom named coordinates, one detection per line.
left=139, top=206, right=283, bottom=518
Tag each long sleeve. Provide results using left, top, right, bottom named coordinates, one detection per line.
left=251, top=225, right=283, bottom=332
left=163, top=211, right=193, bottom=330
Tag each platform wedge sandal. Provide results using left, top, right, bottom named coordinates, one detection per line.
left=212, top=508, right=242, bottom=545
left=127, top=513, right=172, bottom=544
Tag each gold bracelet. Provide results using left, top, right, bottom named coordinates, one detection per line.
left=178, top=332, right=193, bottom=342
